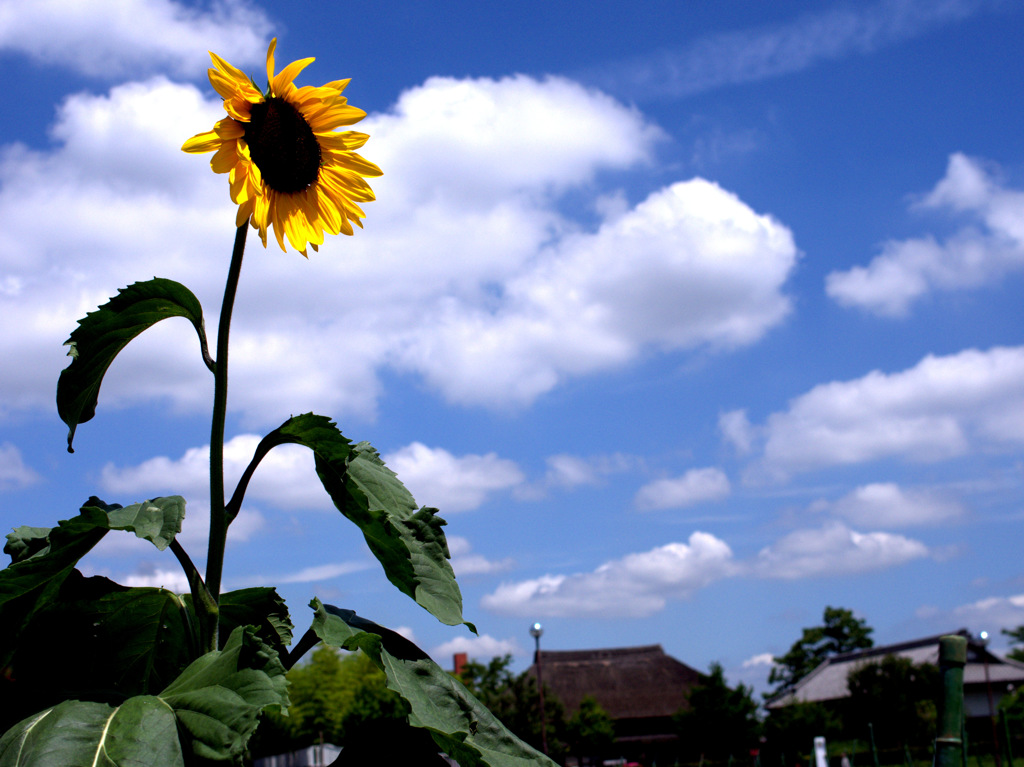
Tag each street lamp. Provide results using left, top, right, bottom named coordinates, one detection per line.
left=979, top=631, right=1001, bottom=767
left=530, top=623, right=549, bottom=756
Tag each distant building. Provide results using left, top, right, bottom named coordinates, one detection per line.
left=765, top=629, right=1024, bottom=718
left=527, top=644, right=702, bottom=759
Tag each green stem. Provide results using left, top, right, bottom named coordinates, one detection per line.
left=205, top=223, right=247, bottom=649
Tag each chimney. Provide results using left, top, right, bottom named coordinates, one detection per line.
left=453, top=652, right=468, bottom=677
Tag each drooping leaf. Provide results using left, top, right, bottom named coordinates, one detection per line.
left=237, top=414, right=469, bottom=628
left=56, top=278, right=212, bottom=452
left=160, top=626, right=289, bottom=762
left=0, top=697, right=184, bottom=767
left=310, top=599, right=554, bottom=767
left=0, top=496, right=187, bottom=670
left=216, top=587, right=294, bottom=656
left=0, top=626, right=287, bottom=766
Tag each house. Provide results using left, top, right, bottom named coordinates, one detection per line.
left=765, top=629, right=1024, bottom=719
left=527, top=644, right=702, bottom=758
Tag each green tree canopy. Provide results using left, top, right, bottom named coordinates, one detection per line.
left=458, top=655, right=569, bottom=762
left=1002, top=626, right=1024, bottom=662
left=567, top=695, right=615, bottom=762
left=769, top=606, right=874, bottom=696
left=845, top=655, right=938, bottom=748
left=675, top=661, right=760, bottom=761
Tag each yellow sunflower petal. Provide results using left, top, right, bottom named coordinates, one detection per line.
left=307, top=104, right=367, bottom=132
left=322, top=151, right=382, bottom=178
left=272, top=56, right=315, bottom=97
left=266, top=38, right=278, bottom=88
left=210, top=141, right=240, bottom=173
left=316, top=131, right=370, bottom=151
left=182, top=128, right=222, bottom=153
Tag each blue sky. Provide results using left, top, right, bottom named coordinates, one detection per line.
left=2, top=0, right=1024, bottom=696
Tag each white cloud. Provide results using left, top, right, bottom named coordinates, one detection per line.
left=598, top=0, right=992, bottom=99
left=753, top=521, right=929, bottom=579
left=447, top=536, right=514, bottom=577
left=742, top=652, right=775, bottom=669
left=635, top=467, right=731, bottom=510
left=0, top=71, right=796, bottom=429
left=481, top=532, right=737, bottom=618
left=826, top=482, right=964, bottom=527
left=276, top=561, right=370, bottom=584
left=827, top=153, right=1024, bottom=316
left=101, top=435, right=331, bottom=511
left=0, top=443, right=40, bottom=490
left=383, top=443, right=524, bottom=513
left=0, top=0, right=271, bottom=78
left=720, top=409, right=756, bottom=454
left=432, top=634, right=524, bottom=664
left=751, top=345, right=1024, bottom=479
left=395, top=178, right=798, bottom=407
left=122, top=566, right=191, bottom=592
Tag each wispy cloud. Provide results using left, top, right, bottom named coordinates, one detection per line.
left=589, top=0, right=1006, bottom=100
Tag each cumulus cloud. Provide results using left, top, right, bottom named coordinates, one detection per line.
left=634, top=467, right=731, bottom=510
left=121, top=567, right=191, bottom=592
left=0, top=70, right=796, bottom=426
left=742, top=652, right=775, bottom=668
left=432, top=634, right=524, bottom=664
left=0, top=443, right=40, bottom=490
left=383, top=443, right=524, bottom=513
left=447, top=536, right=514, bottom=576
left=720, top=409, right=757, bottom=454
left=101, top=435, right=331, bottom=511
left=0, top=0, right=271, bottom=78
left=827, top=153, right=1024, bottom=316
left=395, top=178, right=798, bottom=407
left=481, top=532, right=737, bottom=618
left=753, top=521, right=928, bottom=579
left=749, top=345, right=1024, bottom=479
left=825, top=482, right=964, bottom=527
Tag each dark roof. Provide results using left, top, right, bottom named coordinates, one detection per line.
left=766, top=629, right=1024, bottom=710
left=528, top=644, right=701, bottom=720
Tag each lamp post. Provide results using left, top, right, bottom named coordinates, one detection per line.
left=530, top=622, right=549, bottom=756
left=979, top=631, right=1002, bottom=767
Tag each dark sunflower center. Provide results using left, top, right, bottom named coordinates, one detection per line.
left=244, top=97, right=321, bottom=194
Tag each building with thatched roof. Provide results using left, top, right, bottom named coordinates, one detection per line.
left=527, top=644, right=702, bottom=756
left=765, top=629, right=1024, bottom=718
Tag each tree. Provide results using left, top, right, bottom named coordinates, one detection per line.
left=769, top=606, right=874, bottom=695
left=845, top=655, right=938, bottom=748
left=458, top=655, right=569, bottom=762
left=567, top=696, right=616, bottom=764
left=675, top=662, right=760, bottom=761
left=762, top=702, right=840, bottom=765
left=1002, top=626, right=1024, bottom=662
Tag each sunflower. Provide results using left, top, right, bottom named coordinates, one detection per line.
left=183, top=39, right=381, bottom=255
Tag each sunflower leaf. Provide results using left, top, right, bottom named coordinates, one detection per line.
left=0, top=496, right=187, bottom=670
left=0, top=697, right=184, bottom=767
left=0, top=626, right=287, bottom=767
left=2, top=574, right=198, bottom=728
left=56, top=278, right=212, bottom=452
left=310, top=600, right=555, bottom=767
left=244, top=414, right=468, bottom=628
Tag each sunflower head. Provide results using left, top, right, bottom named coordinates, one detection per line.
left=182, top=39, right=382, bottom=256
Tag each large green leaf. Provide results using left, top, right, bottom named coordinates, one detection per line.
left=236, top=414, right=469, bottom=628
left=56, top=278, right=212, bottom=452
left=0, top=697, right=183, bottom=767
left=160, top=626, right=289, bottom=762
left=0, top=497, right=187, bottom=670
left=0, top=627, right=287, bottom=766
left=310, top=599, right=555, bottom=767
left=1, top=573, right=198, bottom=731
